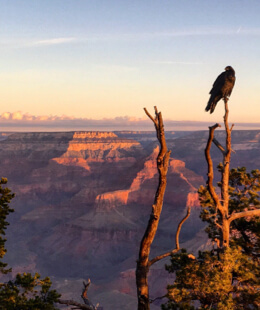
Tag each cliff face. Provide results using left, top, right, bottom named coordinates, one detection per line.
left=0, top=131, right=209, bottom=309
left=93, top=145, right=202, bottom=212
left=3, top=129, right=260, bottom=309
left=54, top=131, right=142, bottom=161
left=168, top=130, right=260, bottom=176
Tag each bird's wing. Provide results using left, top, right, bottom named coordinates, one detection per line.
left=209, top=72, right=226, bottom=94
left=227, top=76, right=236, bottom=96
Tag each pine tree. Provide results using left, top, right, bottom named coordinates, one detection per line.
left=163, top=98, right=260, bottom=309
left=0, top=178, right=60, bottom=310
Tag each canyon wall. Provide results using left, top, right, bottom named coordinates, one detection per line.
left=1, top=130, right=259, bottom=309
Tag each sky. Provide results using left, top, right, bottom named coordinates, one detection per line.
left=1, top=0, right=260, bottom=131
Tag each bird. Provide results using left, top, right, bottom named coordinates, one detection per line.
left=205, top=66, right=236, bottom=114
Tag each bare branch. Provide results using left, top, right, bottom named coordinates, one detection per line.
left=58, top=279, right=97, bottom=310
left=229, top=208, right=260, bottom=223
left=213, top=138, right=235, bottom=154
left=58, top=299, right=93, bottom=310
left=213, top=218, right=223, bottom=230
left=81, top=279, right=96, bottom=308
left=149, top=206, right=191, bottom=266
left=149, top=248, right=180, bottom=266
left=205, top=123, right=222, bottom=209
left=175, top=206, right=191, bottom=249
left=150, top=294, right=167, bottom=303
left=143, top=108, right=158, bottom=128
left=212, top=137, right=225, bottom=155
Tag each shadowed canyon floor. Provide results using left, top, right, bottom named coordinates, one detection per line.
left=1, top=130, right=260, bottom=309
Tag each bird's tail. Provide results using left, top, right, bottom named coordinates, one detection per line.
left=205, top=95, right=214, bottom=112
left=205, top=95, right=220, bottom=114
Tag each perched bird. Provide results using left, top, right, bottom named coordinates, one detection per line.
left=205, top=66, right=236, bottom=114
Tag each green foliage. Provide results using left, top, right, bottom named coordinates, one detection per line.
left=228, top=167, right=260, bottom=258
left=163, top=167, right=260, bottom=309
left=0, top=178, right=60, bottom=309
left=0, top=273, right=60, bottom=310
left=0, top=177, right=14, bottom=274
left=198, top=184, right=219, bottom=241
left=199, top=166, right=260, bottom=257
left=163, top=248, right=260, bottom=310
left=228, top=167, right=260, bottom=211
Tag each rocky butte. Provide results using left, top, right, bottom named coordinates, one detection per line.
left=1, top=130, right=260, bottom=309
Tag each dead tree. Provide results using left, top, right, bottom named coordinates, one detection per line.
left=136, top=107, right=191, bottom=310
left=58, top=279, right=99, bottom=310
left=205, top=98, right=260, bottom=248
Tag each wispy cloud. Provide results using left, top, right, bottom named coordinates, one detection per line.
left=30, top=37, right=77, bottom=47
left=150, top=27, right=260, bottom=38
left=94, top=27, right=260, bottom=41
left=94, top=64, right=138, bottom=72
left=3, top=26, right=260, bottom=50
left=149, top=61, right=204, bottom=65
left=0, top=37, right=78, bottom=50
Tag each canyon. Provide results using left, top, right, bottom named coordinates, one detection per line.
left=1, top=130, right=260, bottom=309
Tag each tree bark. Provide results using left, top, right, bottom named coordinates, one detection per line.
left=136, top=107, right=171, bottom=310
left=204, top=97, right=260, bottom=249
left=58, top=299, right=94, bottom=310
left=136, top=107, right=191, bottom=310
left=58, top=279, right=97, bottom=310
left=220, top=98, right=232, bottom=247
left=149, top=206, right=191, bottom=266
left=205, top=123, right=222, bottom=208
left=229, top=208, right=260, bottom=222
left=205, top=98, right=232, bottom=248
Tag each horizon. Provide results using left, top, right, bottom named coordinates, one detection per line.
left=0, top=115, right=260, bottom=132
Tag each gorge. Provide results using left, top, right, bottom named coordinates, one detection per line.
left=1, top=130, right=260, bottom=309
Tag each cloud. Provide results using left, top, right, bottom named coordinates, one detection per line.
left=0, top=112, right=260, bottom=132
left=94, top=64, right=138, bottom=72
left=4, top=26, right=260, bottom=50
left=149, top=61, right=204, bottom=65
left=149, top=27, right=260, bottom=38
left=30, top=37, right=77, bottom=47
left=238, top=27, right=260, bottom=35
left=97, top=27, right=260, bottom=41
left=78, top=28, right=245, bottom=42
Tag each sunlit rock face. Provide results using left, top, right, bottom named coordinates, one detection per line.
left=0, top=131, right=204, bottom=309
left=93, top=145, right=203, bottom=211
left=2, top=130, right=259, bottom=309
left=58, top=131, right=142, bottom=160
left=51, top=132, right=144, bottom=178
left=95, top=190, right=130, bottom=211
left=186, top=192, right=200, bottom=208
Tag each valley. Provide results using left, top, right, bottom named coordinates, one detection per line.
left=1, top=130, right=260, bottom=309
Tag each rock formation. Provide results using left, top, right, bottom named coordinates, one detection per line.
left=1, top=130, right=259, bottom=309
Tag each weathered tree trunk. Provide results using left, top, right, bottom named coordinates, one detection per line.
left=205, top=98, right=233, bottom=248
left=220, top=98, right=232, bottom=247
left=136, top=107, right=171, bottom=310
left=58, top=279, right=98, bottom=310
left=205, top=97, right=260, bottom=249
left=136, top=107, right=191, bottom=310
